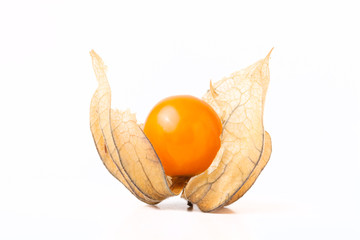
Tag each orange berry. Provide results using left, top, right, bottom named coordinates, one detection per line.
left=144, top=95, right=222, bottom=177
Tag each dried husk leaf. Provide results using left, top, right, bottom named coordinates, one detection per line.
left=89, top=50, right=188, bottom=204
left=182, top=50, right=272, bottom=212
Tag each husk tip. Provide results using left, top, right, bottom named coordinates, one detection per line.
left=265, top=47, right=274, bottom=60
left=90, top=49, right=107, bottom=72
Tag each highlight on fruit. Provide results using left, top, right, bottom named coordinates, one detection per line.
left=89, top=49, right=272, bottom=212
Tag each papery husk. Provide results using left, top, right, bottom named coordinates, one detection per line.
left=181, top=50, right=273, bottom=212
left=90, top=50, right=272, bottom=211
left=89, top=50, right=189, bottom=204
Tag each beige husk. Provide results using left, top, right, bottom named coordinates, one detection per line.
left=181, top=49, right=272, bottom=212
left=89, top=49, right=272, bottom=212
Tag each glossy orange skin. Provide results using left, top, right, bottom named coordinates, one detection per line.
left=144, top=95, right=222, bottom=177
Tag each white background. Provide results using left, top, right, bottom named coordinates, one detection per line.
left=1, top=0, right=359, bottom=239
